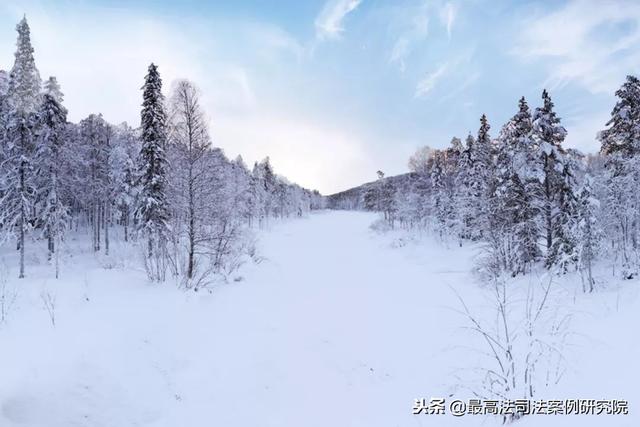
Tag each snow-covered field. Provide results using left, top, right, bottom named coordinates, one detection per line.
left=0, top=211, right=637, bottom=426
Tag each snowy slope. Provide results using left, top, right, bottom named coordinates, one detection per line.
left=0, top=211, right=637, bottom=426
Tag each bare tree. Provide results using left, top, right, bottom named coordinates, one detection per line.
left=167, top=80, right=211, bottom=282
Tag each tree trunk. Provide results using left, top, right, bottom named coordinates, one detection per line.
left=105, top=201, right=110, bottom=256
left=19, top=163, right=25, bottom=279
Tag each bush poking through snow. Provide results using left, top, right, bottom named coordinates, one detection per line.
left=40, top=289, right=57, bottom=327
left=452, top=274, right=571, bottom=423
left=369, top=218, right=392, bottom=233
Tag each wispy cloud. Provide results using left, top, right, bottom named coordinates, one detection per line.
left=439, top=70, right=480, bottom=103
left=514, top=0, right=640, bottom=94
left=414, top=49, right=475, bottom=98
left=315, top=0, right=363, bottom=41
left=388, top=1, right=457, bottom=72
left=415, top=63, right=449, bottom=97
left=388, top=3, right=429, bottom=72
left=439, top=2, right=457, bottom=40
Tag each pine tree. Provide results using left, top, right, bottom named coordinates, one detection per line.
left=0, top=16, right=42, bottom=278
left=599, top=75, right=640, bottom=157
left=44, top=76, right=64, bottom=104
left=0, top=111, right=36, bottom=278
left=6, top=16, right=42, bottom=115
left=598, top=75, right=640, bottom=278
left=532, top=90, right=568, bottom=260
left=136, top=63, right=170, bottom=263
left=430, top=151, right=447, bottom=233
left=494, top=97, right=541, bottom=274
left=576, top=175, right=602, bottom=292
left=546, top=153, right=580, bottom=271
left=456, top=133, right=476, bottom=239
left=466, top=115, right=493, bottom=239
left=34, top=90, right=69, bottom=277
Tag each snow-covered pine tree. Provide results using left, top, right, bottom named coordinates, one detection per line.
left=600, top=75, right=640, bottom=157
left=493, top=97, right=541, bottom=274
left=443, top=138, right=463, bottom=238
left=0, top=16, right=43, bottom=278
left=0, top=111, right=37, bottom=278
left=430, top=150, right=446, bottom=234
left=456, top=133, right=476, bottom=239
left=136, top=63, right=170, bottom=266
left=531, top=90, right=569, bottom=263
left=546, top=151, right=580, bottom=271
left=598, top=75, right=640, bottom=278
left=6, top=17, right=42, bottom=114
left=34, top=88, right=70, bottom=277
left=466, top=115, right=493, bottom=239
left=43, top=76, right=64, bottom=104
left=576, top=175, right=602, bottom=292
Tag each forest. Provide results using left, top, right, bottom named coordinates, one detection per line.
left=0, top=17, right=322, bottom=286
left=330, top=80, right=640, bottom=290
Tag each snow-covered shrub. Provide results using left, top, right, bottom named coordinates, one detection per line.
left=369, top=218, right=392, bottom=233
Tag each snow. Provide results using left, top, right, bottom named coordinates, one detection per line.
left=0, top=211, right=638, bottom=426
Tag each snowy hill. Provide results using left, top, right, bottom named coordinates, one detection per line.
left=326, top=172, right=417, bottom=210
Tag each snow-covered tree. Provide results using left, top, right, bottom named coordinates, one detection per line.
left=492, top=97, right=541, bottom=274
left=79, top=114, right=110, bottom=252
left=6, top=17, right=42, bottom=115
left=531, top=90, right=570, bottom=265
left=576, top=175, right=602, bottom=292
left=600, top=75, right=640, bottom=157
left=598, top=75, right=640, bottom=278
left=0, top=16, right=42, bottom=278
left=0, top=110, right=37, bottom=278
left=43, top=76, right=64, bottom=104
left=34, top=90, right=69, bottom=276
left=136, top=63, right=170, bottom=265
left=167, top=79, right=211, bottom=281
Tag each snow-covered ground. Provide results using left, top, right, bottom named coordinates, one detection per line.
left=0, top=211, right=637, bottom=426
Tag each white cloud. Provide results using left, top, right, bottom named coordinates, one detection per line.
left=415, top=63, right=449, bottom=97
left=315, top=0, right=363, bottom=40
left=413, top=49, right=474, bottom=98
left=439, top=2, right=457, bottom=40
left=388, top=1, right=457, bottom=72
left=388, top=4, right=429, bottom=71
left=514, top=0, right=640, bottom=94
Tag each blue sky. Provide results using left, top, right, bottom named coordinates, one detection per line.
left=0, top=0, right=638, bottom=193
